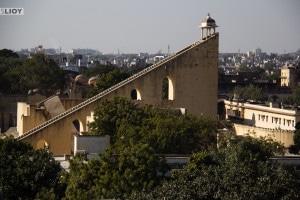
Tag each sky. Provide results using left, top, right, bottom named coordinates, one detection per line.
left=0, top=0, right=299, bottom=54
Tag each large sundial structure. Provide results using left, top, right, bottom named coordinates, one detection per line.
left=18, top=14, right=219, bottom=155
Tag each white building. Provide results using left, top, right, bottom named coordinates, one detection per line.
left=224, top=100, right=299, bottom=147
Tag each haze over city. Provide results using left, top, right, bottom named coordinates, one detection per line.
left=0, top=0, right=299, bottom=54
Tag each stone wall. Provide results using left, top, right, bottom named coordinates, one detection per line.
left=19, top=34, right=219, bottom=155
left=234, top=123, right=294, bottom=147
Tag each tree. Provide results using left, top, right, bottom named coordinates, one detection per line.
left=0, top=51, right=23, bottom=93
left=284, top=86, right=300, bottom=106
left=62, top=153, right=101, bottom=200
left=88, top=97, right=217, bottom=154
left=0, top=49, right=19, bottom=58
left=288, top=122, right=300, bottom=154
left=79, top=64, right=116, bottom=78
left=289, top=130, right=300, bottom=154
left=87, top=69, right=130, bottom=97
left=94, top=143, right=163, bottom=199
left=142, top=110, right=217, bottom=154
left=267, top=69, right=280, bottom=83
left=88, top=97, right=146, bottom=141
left=0, top=137, right=65, bottom=200
left=63, top=143, right=165, bottom=200
left=230, top=84, right=268, bottom=102
left=133, top=136, right=300, bottom=200
left=162, top=77, right=168, bottom=99
left=2, top=53, right=66, bottom=95
left=19, top=53, right=66, bottom=94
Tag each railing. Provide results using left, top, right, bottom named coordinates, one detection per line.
left=37, top=95, right=57, bottom=106
left=17, top=34, right=218, bottom=141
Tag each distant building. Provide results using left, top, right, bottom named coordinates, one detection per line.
left=280, top=64, right=300, bottom=87
left=224, top=99, right=297, bottom=147
left=246, top=51, right=253, bottom=57
left=255, top=48, right=262, bottom=56
left=154, top=55, right=164, bottom=63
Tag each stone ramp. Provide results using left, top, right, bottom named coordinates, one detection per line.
left=17, top=34, right=218, bottom=142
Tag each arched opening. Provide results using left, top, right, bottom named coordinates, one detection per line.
left=72, top=119, right=85, bottom=134
left=131, top=89, right=141, bottom=100
left=73, top=120, right=80, bottom=132
left=37, top=140, right=49, bottom=150
left=162, top=76, right=175, bottom=100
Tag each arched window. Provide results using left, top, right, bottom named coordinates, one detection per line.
left=162, top=78, right=168, bottom=100
left=162, top=76, right=175, bottom=100
left=72, top=119, right=85, bottom=134
left=73, top=119, right=80, bottom=133
left=131, top=89, right=141, bottom=100
left=36, top=140, right=49, bottom=150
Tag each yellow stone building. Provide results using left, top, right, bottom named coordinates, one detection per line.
left=17, top=14, right=219, bottom=155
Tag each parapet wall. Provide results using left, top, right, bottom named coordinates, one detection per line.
left=234, top=123, right=294, bottom=147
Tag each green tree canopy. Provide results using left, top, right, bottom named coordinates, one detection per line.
left=88, top=97, right=217, bottom=154
left=284, top=86, right=300, bottom=106
left=62, top=153, right=101, bottom=200
left=0, top=53, right=66, bottom=95
left=63, top=143, right=166, bottom=200
left=267, top=68, right=280, bottom=82
left=230, top=84, right=268, bottom=102
left=133, top=136, right=300, bottom=200
left=0, top=49, right=19, bottom=58
left=87, top=69, right=130, bottom=97
left=94, top=143, right=162, bottom=199
left=19, top=53, right=66, bottom=94
left=65, top=97, right=217, bottom=199
left=79, top=64, right=116, bottom=78
left=288, top=122, right=300, bottom=154
left=0, top=137, right=65, bottom=200
left=88, top=97, right=146, bottom=142
left=0, top=57, right=23, bottom=93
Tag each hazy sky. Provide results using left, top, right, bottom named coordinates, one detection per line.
left=0, top=0, right=299, bottom=54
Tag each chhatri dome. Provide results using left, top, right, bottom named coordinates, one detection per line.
left=201, top=13, right=217, bottom=27
left=200, top=13, right=218, bottom=39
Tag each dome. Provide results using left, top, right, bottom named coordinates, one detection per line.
left=75, top=74, right=88, bottom=84
left=201, top=13, right=217, bottom=27
left=88, top=76, right=100, bottom=86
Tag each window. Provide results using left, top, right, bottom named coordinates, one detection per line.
left=162, top=76, right=175, bottom=100
left=130, top=89, right=141, bottom=100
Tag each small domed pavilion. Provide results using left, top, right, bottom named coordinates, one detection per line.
left=201, top=13, right=218, bottom=40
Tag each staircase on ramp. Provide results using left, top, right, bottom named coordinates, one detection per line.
left=17, top=34, right=218, bottom=141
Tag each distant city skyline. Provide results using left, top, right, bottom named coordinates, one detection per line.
left=0, top=0, right=299, bottom=54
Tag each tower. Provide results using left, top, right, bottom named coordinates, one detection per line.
left=201, top=13, right=218, bottom=40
